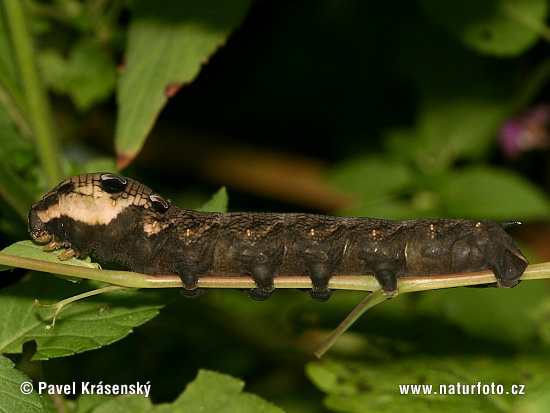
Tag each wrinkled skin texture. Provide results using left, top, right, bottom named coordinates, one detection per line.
left=29, top=173, right=529, bottom=301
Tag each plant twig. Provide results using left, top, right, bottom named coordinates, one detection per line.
left=35, top=285, right=130, bottom=329
left=2, top=0, right=63, bottom=186
left=1, top=252, right=549, bottom=291
left=314, top=289, right=389, bottom=358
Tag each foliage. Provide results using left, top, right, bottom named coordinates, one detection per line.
left=1, top=0, right=550, bottom=412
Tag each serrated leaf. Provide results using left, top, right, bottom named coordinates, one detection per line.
left=0, top=355, right=45, bottom=412
left=165, top=370, right=284, bottom=413
left=0, top=274, right=176, bottom=359
left=420, top=0, right=549, bottom=57
left=197, top=187, right=228, bottom=213
left=79, top=370, right=283, bottom=413
left=115, top=0, right=252, bottom=167
left=307, top=356, right=550, bottom=412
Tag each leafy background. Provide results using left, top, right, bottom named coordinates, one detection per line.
left=1, top=0, right=550, bottom=412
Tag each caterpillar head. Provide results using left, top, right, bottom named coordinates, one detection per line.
left=28, top=173, right=171, bottom=258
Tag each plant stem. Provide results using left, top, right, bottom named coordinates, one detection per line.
left=35, top=285, right=128, bottom=328
left=314, top=289, right=389, bottom=358
left=2, top=0, right=63, bottom=187
left=1, top=252, right=550, bottom=290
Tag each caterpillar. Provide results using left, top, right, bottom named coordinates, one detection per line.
left=28, top=172, right=529, bottom=301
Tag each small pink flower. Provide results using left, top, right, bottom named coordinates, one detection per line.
left=499, top=103, right=550, bottom=159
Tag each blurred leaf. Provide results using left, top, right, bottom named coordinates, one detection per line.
left=386, top=90, right=508, bottom=171
left=325, top=156, right=422, bottom=219
left=325, top=156, right=413, bottom=199
left=197, top=187, right=228, bottom=213
left=72, top=157, right=118, bottom=176
left=0, top=355, right=45, bottom=412
left=419, top=0, right=549, bottom=57
left=115, top=0, right=253, bottom=167
left=415, top=92, right=507, bottom=168
left=415, top=281, right=547, bottom=347
left=439, top=166, right=550, bottom=220
left=0, top=274, right=176, bottom=360
left=0, top=106, right=34, bottom=171
left=307, top=356, right=550, bottom=412
left=40, top=40, right=117, bottom=111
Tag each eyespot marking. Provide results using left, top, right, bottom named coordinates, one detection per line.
left=100, top=173, right=128, bottom=193
left=149, top=193, right=171, bottom=213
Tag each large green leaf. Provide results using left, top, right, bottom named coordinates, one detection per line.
left=0, top=355, right=44, bottom=413
left=77, top=370, right=283, bottom=413
left=0, top=273, right=176, bottom=360
left=115, top=0, right=253, bottom=167
left=420, top=0, right=549, bottom=57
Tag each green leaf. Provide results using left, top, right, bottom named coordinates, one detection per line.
left=415, top=281, right=546, bottom=347
left=0, top=274, right=176, bottom=360
left=197, top=187, right=228, bottom=213
left=325, top=156, right=413, bottom=200
left=77, top=370, right=283, bottom=412
left=165, top=370, right=284, bottom=413
left=0, top=355, right=45, bottom=413
left=439, top=167, right=550, bottom=220
left=385, top=90, right=508, bottom=171
left=40, top=39, right=117, bottom=112
left=115, top=0, right=253, bottom=167
left=0, top=241, right=99, bottom=274
left=419, top=0, right=549, bottom=57
left=307, top=356, right=550, bottom=412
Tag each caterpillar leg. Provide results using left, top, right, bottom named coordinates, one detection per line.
left=173, top=260, right=205, bottom=298
left=244, top=262, right=276, bottom=301
left=179, top=272, right=204, bottom=298
left=372, top=269, right=398, bottom=295
left=306, top=261, right=334, bottom=302
left=360, top=254, right=402, bottom=295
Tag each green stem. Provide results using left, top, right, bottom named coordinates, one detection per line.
left=314, top=289, right=389, bottom=358
left=2, top=0, right=63, bottom=187
left=35, top=285, right=129, bottom=329
left=1, top=252, right=550, bottom=290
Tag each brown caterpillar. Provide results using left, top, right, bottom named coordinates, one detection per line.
left=28, top=173, right=528, bottom=301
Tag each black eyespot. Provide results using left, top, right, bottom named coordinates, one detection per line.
left=150, top=193, right=171, bottom=213
left=100, top=173, right=128, bottom=193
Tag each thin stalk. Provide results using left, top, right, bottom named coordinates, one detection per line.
left=314, top=289, right=389, bottom=358
left=2, top=0, right=63, bottom=187
left=1, top=252, right=549, bottom=291
left=35, top=285, right=129, bottom=329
